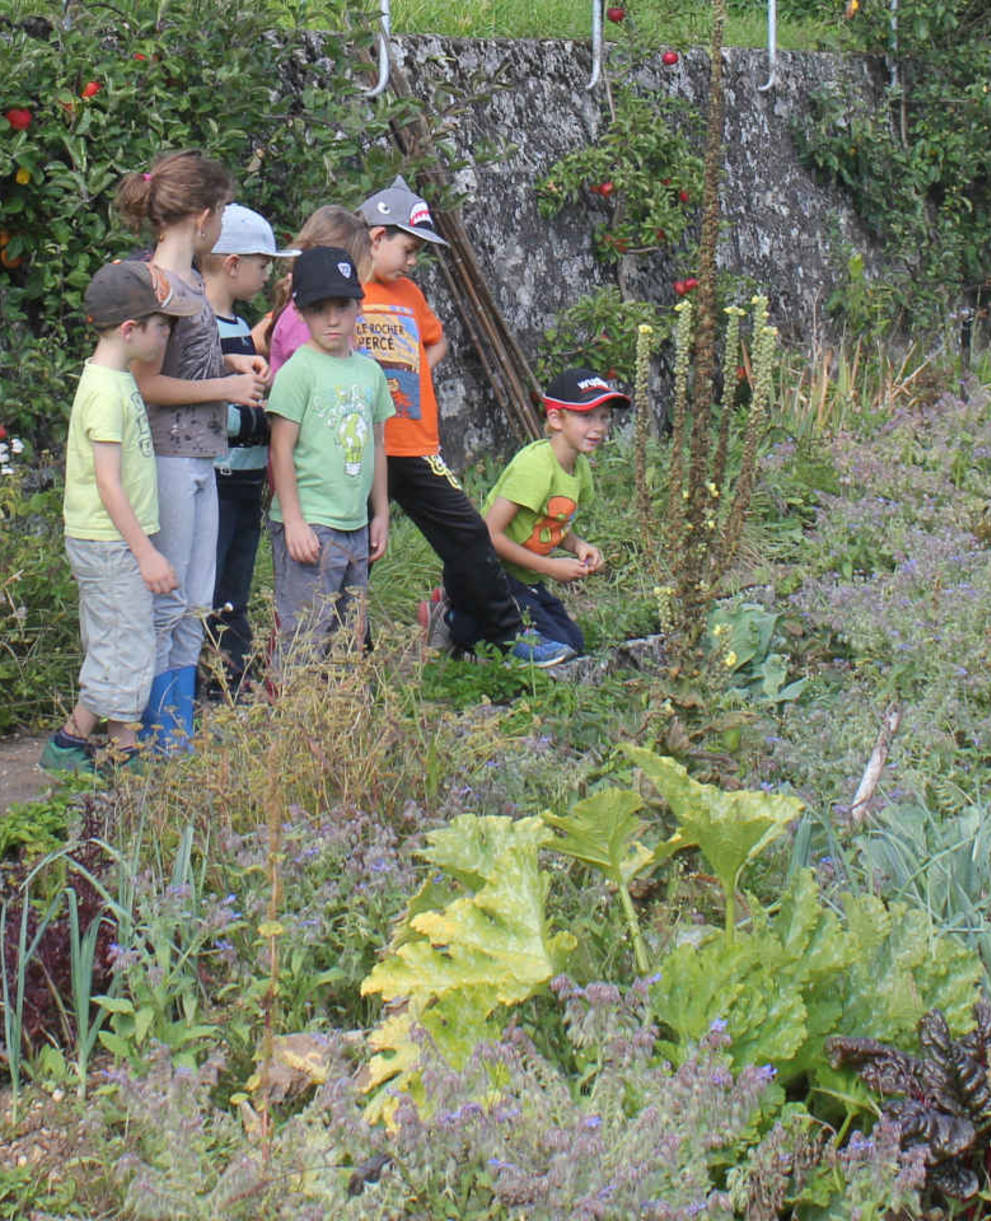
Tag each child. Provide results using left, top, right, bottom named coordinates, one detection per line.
left=200, top=203, right=299, bottom=692
left=115, top=151, right=268, bottom=748
left=355, top=176, right=574, bottom=667
left=265, top=205, right=372, bottom=371
left=267, top=247, right=393, bottom=660
left=477, top=367, right=630, bottom=656
left=40, top=261, right=197, bottom=773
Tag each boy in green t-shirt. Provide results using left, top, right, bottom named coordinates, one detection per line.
left=41, top=261, right=198, bottom=773
left=478, top=367, right=630, bottom=655
left=267, top=247, right=393, bottom=661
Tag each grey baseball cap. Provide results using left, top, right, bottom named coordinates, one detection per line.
left=212, top=203, right=301, bottom=257
left=84, top=261, right=200, bottom=329
left=356, top=175, right=449, bottom=247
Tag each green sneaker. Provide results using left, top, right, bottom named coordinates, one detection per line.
left=40, top=732, right=95, bottom=774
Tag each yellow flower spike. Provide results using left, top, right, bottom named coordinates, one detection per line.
left=706, top=481, right=719, bottom=497
left=724, top=651, right=738, bottom=668
left=638, top=323, right=654, bottom=336
left=674, top=300, right=691, bottom=313
left=724, top=305, right=745, bottom=317
left=15, top=168, right=30, bottom=185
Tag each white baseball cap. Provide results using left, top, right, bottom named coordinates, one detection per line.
left=212, top=203, right=301, bottom=257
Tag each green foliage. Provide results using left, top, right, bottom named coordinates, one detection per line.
left=360, top=814, right=577, bottom=1121
left=795, top=0, right=991, bottom=336
left=535, top=286, right=670, bottom=387
left=0, top=0, right=413, bottom=445
left=0, top=774, right=95, bottom=861
left=537, top=86, right=703, bottom=265
left=708, top=600, right=808, bottom=704
left=625, top=743, right=802, bottom=937
left=0, top=465, right=79, bottom=730
left=647, top=867, right=983, bottom=1104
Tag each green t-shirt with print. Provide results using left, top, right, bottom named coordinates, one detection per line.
left=267, top=345, right=395, bottom=531
left=63, top=360, right=158, bottom=541
left=484, top=439, right=594, bottom=584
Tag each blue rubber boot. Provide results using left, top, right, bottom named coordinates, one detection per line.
left=172, top=664, right=197, bottom=752
left=140, top=668, right=186, bottom=755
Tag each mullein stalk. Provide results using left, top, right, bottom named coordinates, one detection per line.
left=665, top=300, right=693, bottom=565
left=720, top=298, right=776, bottom=571
left=633, top=323, right=655, bottom=542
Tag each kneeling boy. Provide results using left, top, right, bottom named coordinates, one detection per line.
left=267, top=247, right=393, bottom=662
left=481, top=368, right=630, bottom=655
left=41, top=262, right=195, bottom=773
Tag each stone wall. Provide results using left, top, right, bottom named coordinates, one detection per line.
left=373, top=37, right=888, bottom=465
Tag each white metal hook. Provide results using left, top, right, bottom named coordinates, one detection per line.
left=364, top=0, right=392, bottom=99
left=587, top=0, right=603, bottom=90
left=757, top=0, right=777, bottom=92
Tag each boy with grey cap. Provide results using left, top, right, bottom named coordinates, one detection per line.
left=41, top=261, right=196, bottom=773
left=201, top=203, right=298, bottom=692
left=355, top=176, right=574, bottom=666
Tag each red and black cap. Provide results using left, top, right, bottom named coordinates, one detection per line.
left=542, top=367, right=631, bottom=414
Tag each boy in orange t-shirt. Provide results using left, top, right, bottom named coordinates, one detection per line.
left=355, top=177, right=575, bottom=667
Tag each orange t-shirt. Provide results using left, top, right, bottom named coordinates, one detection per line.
left=355, top=277, right=444, bottom=458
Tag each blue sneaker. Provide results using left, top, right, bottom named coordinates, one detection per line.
left=509, top=630, right=577, bottom=668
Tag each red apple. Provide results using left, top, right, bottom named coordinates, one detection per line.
left=4, top=108, right=32, bottom=131
left=679, top=189, right=690, bottom=203
left=599, top=181, right=615, bottom=197
left=684, top=277, right=699, bottom=291
left=606, top=6, right=626, bottom=22
left=674, top=280, right=687, bottom=296
left=133, top=52, right=148, bottom=61
left=662, top=50, right=679, bottom=65
left=654, top=227, right=666, bottom=241
left=81, top=81, right=102, bottom=98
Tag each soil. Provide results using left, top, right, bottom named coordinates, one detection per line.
left=0, top=733, right=50, bottom=814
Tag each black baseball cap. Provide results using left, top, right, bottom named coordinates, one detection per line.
left=542, top=368, right=631, bottom=413
left=291, top=247, right=364, bottom=309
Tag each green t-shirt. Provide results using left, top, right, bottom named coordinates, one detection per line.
left=267, top=345, right=395, bottom=531
left=483, top=439, right=594, bottom=584
left=63, top=361, right=158, bottom=541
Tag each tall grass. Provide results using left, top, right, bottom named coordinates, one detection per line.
left=390, top=0, right=846, bottom=50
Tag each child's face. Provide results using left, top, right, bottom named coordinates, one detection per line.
left=230, top=253, right=272, bottom=302
left=128, top=313, right=173, bottom=364
left=301, top=297, right=359, bottom=357
left=551, top=405, right=613, bottom=455
left=370, top=230, right=424, bottom=283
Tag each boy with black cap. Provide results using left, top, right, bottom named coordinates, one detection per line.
left=41, top=260, right=197, bottom=773
left=356, top=176, right=575, bottom=667
left=266, top=246, right=393, bottom=659
left=469, top=367, right=630, bottom=656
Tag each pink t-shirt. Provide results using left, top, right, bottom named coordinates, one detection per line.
left=269, top=303, right=310, bottom=376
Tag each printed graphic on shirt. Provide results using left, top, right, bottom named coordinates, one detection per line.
left=524, top=495, right=578, bottom=555
left=355, top=303, right=421, bottom=422
left=310, top=384, right=374, bottom=477
left=128, top=388, right=155, bottom=458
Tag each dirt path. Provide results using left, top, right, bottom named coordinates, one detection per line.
left=0, top=734, right=50, bottom=813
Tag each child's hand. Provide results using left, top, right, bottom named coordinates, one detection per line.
left=548, top=556, right=591, bottom=583
left=574, top=543, right=604, bottom=573
left=286, top=519, right=320, bottom=565
left=223, top=372, right=267, bottom=408
left=227, top=352, right=271, bottom=383
left=369, top=512, right=389, bottom=563
left=140, top=549, right=178, bottom=594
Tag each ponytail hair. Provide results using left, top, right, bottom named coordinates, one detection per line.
left=116, top=149, right=235, bottom=236
left=265, top=205, right=371, bottom=346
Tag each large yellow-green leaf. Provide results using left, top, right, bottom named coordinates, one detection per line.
left=542, top=788, right=672, bottom=887
left=623, top=745, right=802, bottom=896
left=360, top=815, right=576, bottom=1121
